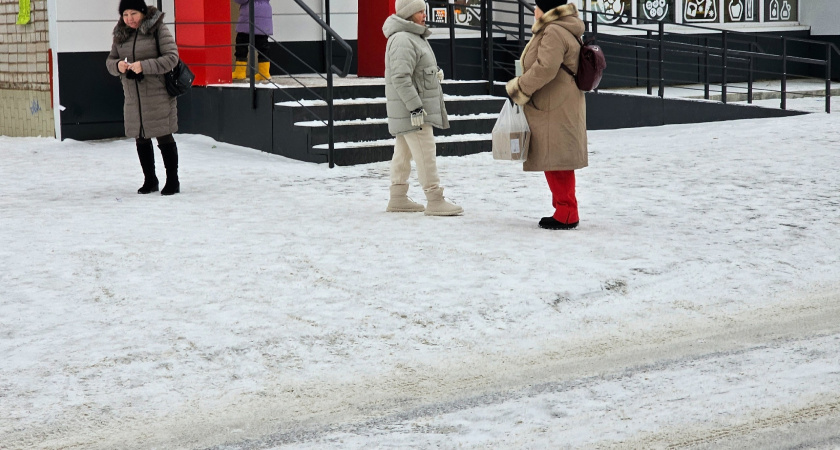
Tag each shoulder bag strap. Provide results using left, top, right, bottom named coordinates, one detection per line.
left=559, top=27, right=584, bottom=78
left=154, top=29, right=161, bottom=57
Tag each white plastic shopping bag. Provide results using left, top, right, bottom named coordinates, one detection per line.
left=491, top=99, right=530, bottom=161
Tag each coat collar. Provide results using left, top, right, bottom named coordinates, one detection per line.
left=113, top=6, right=164, bottom=44
left=532, top=3, right=579, bottom=34
left=383, top=14, right=432, bottom=39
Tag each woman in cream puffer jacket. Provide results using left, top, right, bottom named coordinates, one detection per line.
left=382, top=0, right=462, bottom=216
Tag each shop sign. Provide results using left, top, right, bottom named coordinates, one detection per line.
left=724, top=0, right=758, bottom=22
left=590, top=0, right=632, bottom=24
left=427, top=0, right=481, bottom=27
left=638, top=0, right=675, bottom=22
left=766, top=0, right=797, bottom=21
left=431, top=7, right=447, bottom=23
left=454, top=0, right=482, bottom=26
left=684, top=0, right=718, bottom=22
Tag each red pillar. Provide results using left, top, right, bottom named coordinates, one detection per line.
left=174, top=0, right=231, bottom=85
left=357, top=0, right=395, bottom=77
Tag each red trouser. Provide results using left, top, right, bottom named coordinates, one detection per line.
left=545, top=170, right=579, bottom=224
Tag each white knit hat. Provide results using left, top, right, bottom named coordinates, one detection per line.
left=395, top=0, right=426, bottom=19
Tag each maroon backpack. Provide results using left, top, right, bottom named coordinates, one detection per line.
left=560, top=32, right=607, bottom=92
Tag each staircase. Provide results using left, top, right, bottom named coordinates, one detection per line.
left=271, top=79, right=505, bottom=166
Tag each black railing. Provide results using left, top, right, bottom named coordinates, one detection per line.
left=277, top=0, right=353, bottom=167
left=160, top=0, right=352, bottom=167
left=429, top=0, right=838, bottom=113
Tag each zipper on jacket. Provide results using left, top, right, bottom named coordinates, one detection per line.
left=131, top=31, right=146, bottom=138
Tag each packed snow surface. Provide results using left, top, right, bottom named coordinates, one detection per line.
left=1, top=110, right=839, bottom=449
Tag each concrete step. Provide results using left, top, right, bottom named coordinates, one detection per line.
left=275, top=95, right=506, bottom=122
left=269, top=79, right=489, bottom=101
left=295, top=113, right=498, bottom=146
left=312, top=133, right=492, bottom=166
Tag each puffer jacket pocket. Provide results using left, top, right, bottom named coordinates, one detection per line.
left=422, top=66, right=439, bottom=90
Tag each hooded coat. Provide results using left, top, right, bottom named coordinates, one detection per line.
left=383, top=14, right=449, bottom=136
left=106, top=7, right=179, bottom=139
left=233, top=0, right=273, bottom=35
left=506, top=4, right=588, bottom=172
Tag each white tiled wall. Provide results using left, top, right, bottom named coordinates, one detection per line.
left=52, top=0, right=359, bottom=53
left=800, top=0, right=839, bottom=36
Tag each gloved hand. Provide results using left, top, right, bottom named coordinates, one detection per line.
left=125, top=69, right=144, bottom=81
left=437, top=68, right=444, bottom=81
left=410, top=107, right=427, bottom=127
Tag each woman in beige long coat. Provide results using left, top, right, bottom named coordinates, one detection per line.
left=106, top=0, right=181, bottom=195
left=506, top=0, right=587, bottom=229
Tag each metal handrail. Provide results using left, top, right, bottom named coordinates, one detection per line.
left=291, top=0, right=352, bottom=78
left=289, top=0, right=353, bottom=168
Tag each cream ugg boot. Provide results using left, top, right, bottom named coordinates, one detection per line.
left=424, top=187, right=463, bottom=216
left=386, top=184, right=425, bottom=212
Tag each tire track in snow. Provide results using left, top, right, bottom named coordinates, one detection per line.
left=204, top=291, right=840, bottom=449
left=609, top=400, right=840, bottom=449
left=13, top=291, right=840, bottom=450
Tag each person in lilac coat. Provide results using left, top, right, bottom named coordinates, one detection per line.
left=231, top=0, right=273, bottom=82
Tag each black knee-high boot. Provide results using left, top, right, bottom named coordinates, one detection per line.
left=137, top=141, right=159, bottom=194
left=159, top=142, right=180, bottom=195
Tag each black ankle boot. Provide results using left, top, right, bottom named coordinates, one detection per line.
left=539, top=216, right=579, bottom=230
left=136, top=141, right=159, bottom=194
left=159, top=142, right=180, bottom=196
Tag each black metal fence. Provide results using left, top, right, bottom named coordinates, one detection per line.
left=428, top=0, right=839, bottom=113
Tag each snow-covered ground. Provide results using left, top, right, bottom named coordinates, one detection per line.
left=2, top=100, right=840, bottom=449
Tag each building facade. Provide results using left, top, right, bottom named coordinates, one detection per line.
left=1, top=0, right=53, bottom=137
left=1, top=0, right=838, bottom=139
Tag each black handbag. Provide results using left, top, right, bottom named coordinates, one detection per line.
left=154, top=29, right=194, bottom=97
left=164, top=60, right=195, bottom=97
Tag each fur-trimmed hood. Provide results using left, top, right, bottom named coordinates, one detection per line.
left=532, top=3, right=579, bottom=34
left=113, top=6, right=165, bottom=44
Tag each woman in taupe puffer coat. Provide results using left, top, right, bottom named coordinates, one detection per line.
left=106, top=0, right=180, bottom=195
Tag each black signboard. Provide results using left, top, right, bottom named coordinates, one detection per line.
left=637, top=0, right=676, bottom=22
left=765, top=0, right=798, bottom=22
left=590, top=0, right=633, bottom=24
left=724, top=0, right=759, bottom=22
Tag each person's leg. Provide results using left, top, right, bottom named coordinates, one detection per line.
left=232, top=33, right=248, bottom=80
left=541, top=170, right=579, bottom=228
left=404, top=125, right=462, bottom=216
left=136, top=137, right=158, bottom=194
left=234, top=32, right=249, bottom=62
left=255, top=35, right=271, bottom=82
left=402, top=124, right=439, bottom=193
left=386, top=134, right=424, bottom=212
left=156, top=134, right=179, bottom=195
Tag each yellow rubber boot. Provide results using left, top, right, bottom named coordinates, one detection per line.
left=231, top=61, right=247, bottom=81
left=256, top=61, right=271, bottom=83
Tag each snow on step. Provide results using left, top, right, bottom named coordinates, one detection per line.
left=295, top=113, right=499, bottom=127
left=276, top=94, right=503, bottom=107
left=313, top=133, right=491, bottom=150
